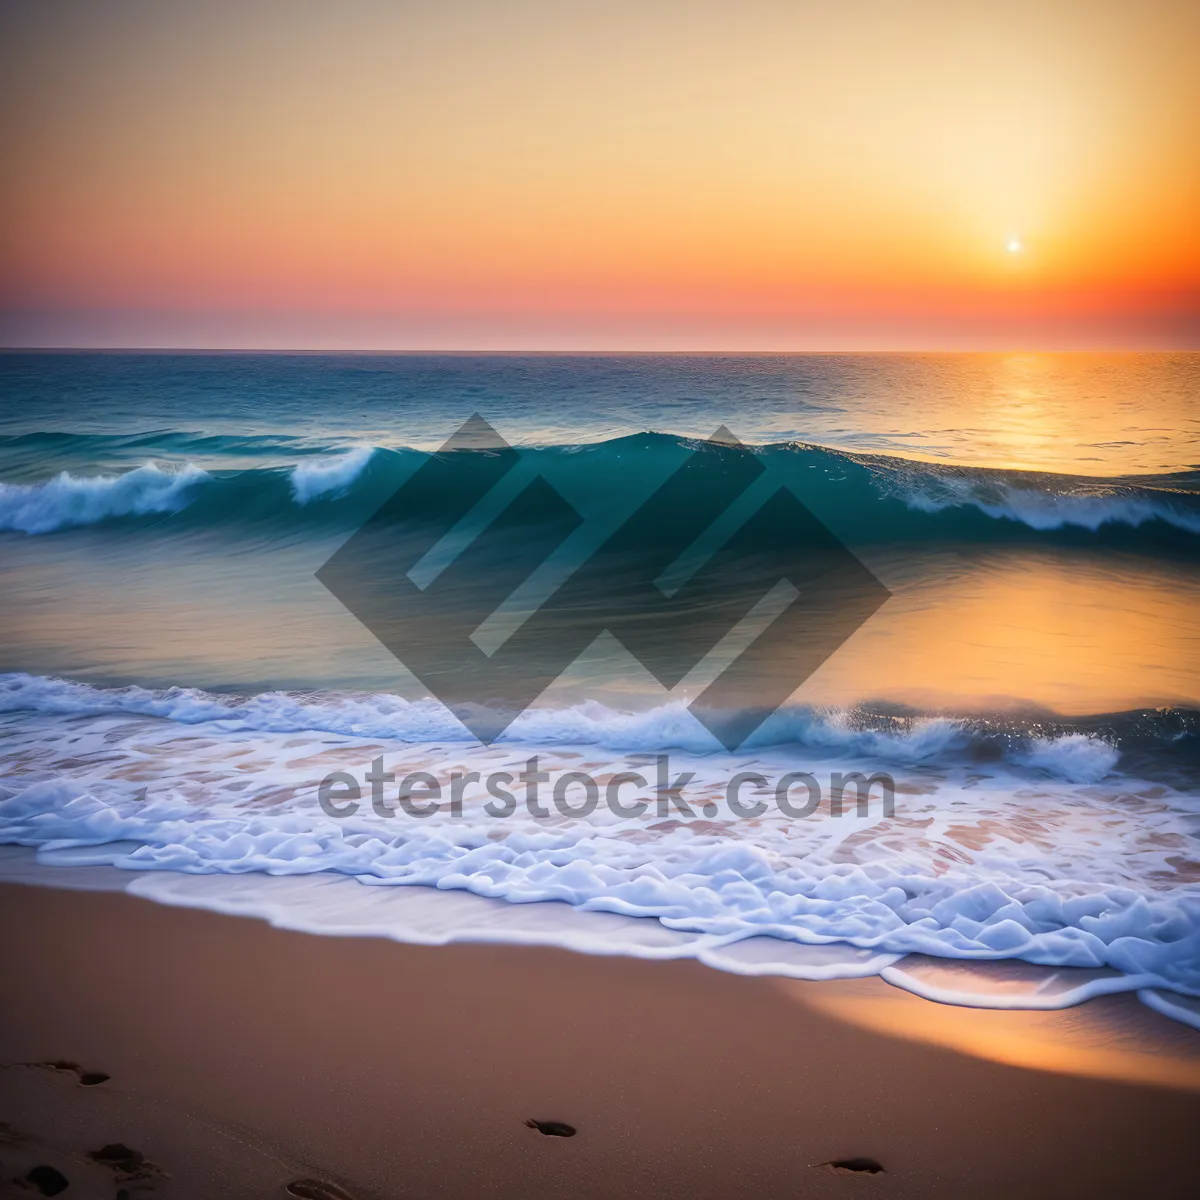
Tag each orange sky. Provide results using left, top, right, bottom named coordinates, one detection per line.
left=1, top=0, right=1197, bottom=349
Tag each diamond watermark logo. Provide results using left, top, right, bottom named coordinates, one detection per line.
left=316, top=416, right=889, bottom=748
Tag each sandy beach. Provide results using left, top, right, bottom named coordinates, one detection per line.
left=2, top=879, right=1200, bottom=1199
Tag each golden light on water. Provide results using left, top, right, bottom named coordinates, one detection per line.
left=786, top=977, right=1200, bottom=1093
left=800, top=546, right=1200, bottom=715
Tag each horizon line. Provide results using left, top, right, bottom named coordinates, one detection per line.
left=3, top=345, right=1198, bottom=356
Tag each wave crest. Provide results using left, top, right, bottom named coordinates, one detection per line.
left=0, top=462, right=211, bottom=534
left=290, top=445, right=375, bottom=504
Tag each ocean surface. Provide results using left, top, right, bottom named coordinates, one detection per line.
left=2, top=351, right=1198, bottom=1025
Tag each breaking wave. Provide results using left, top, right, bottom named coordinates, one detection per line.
left=0, top=672, right=1186, bottom=784
left=0, top=462, right=211, bottom=534
left=0, top=432, right=1196, bottom=550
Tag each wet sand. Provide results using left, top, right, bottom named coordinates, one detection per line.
left=2, top=880, right=1200, bottom=1199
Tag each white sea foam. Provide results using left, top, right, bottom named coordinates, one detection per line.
left=899, top=476, right=1200, bottom=535
left=0, top=848, right=904, bottom=981
left=0, top=462, right=211, bottom=534
left=0, top=673, right=1102, bottom=774
left=289, top=445, right=375, bottom=504
left=1, top=688, right=1198, bottom=1023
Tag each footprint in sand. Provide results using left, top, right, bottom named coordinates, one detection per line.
left=525, top=1119, right=577, bottom=1137
left=36, top=1060, right=110, bottom=1087
left=19, top=1165, right=70, bottom=1196
left=88, top=1142, right=166, bottom=1185
left=285, top=1180, right=358, bottom=1199
left=818, top=1157, right=886, bottom=1175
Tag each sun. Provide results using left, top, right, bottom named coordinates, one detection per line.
left=1006, top=237, right=1023, bottom=254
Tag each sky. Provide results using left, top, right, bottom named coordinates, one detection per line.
left=1, top=0, right=1197, bottom=350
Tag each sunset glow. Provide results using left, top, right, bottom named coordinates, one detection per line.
left=1, top=0, right=1197, bottom=349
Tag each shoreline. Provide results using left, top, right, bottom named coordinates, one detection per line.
left=4, top=847, right=1200, bottom=1040
left=3, top=878, right=1200, bottom=1198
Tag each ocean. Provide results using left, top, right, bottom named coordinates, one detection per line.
left=1, top=351, right=1198, bottom=1024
